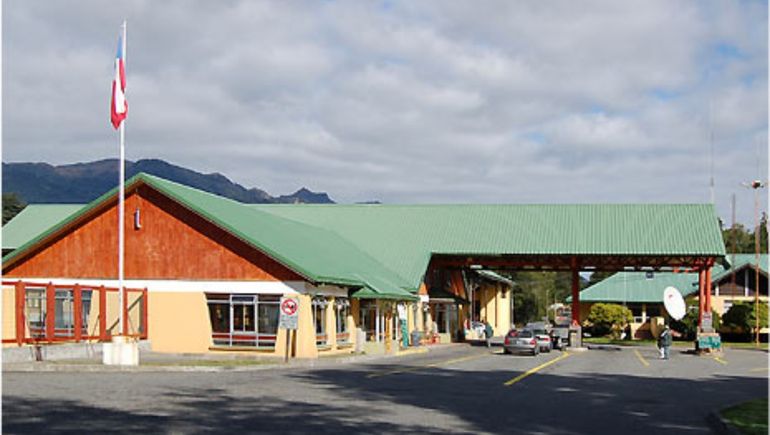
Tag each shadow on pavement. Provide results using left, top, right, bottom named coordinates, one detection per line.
left=3, top=359, right=767, bottom=434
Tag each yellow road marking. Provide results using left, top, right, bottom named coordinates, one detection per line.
left=633, top=349, right=650, bottom=367
left=749, top=367, right=769, bottom=372
left=366, top=353, right=487, bottom=378
left=504, top=352, right=571, bottom=386
left=713, top=356, right=728, bottom=365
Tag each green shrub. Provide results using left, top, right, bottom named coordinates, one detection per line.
left=722, top=301, right=768, bottom=338
left=587, top=303, right=633, bottom=339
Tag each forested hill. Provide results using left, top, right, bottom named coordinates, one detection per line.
left=2, top=159, right=334, bottom=205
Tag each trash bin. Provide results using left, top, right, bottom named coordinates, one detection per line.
left=410, top=331, right=423, bottom=347
left=569, top=325, right=582, bottom=348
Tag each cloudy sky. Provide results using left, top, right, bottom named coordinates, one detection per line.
left=3, top=1, right=768, bottom=225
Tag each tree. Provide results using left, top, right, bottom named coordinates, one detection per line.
left=507, top=271, right=574, bottom=326
left=2, top=193, right=26, bottom=225
left=586, top=303, right=633, bottom=338
left=722, top=222, right=767, bottom=254
left=722, top=301, right=768, bottom=339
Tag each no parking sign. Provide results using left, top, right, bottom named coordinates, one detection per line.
left=279, top=297, right=299, bottom=330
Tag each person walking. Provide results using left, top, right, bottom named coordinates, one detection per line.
left=483, top=318, right=493, bottom=348
left=658, top=325, right=672, bottom=360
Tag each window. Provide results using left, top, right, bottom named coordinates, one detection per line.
left=206, top=294, right=280, bottom=348
left=312, top=297, right=329, bottom=346
left=335, top=298, right=350, bottom=344
left=81, top=289, right=92, bottom=335
left=54, top=289, right=74, bottom=336
left=26, top=288, right=46, bottom=336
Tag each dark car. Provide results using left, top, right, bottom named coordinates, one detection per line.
left=503, top=329, right=539, bottom=356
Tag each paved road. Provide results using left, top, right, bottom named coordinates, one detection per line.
left=3, top=344, right=767, bottom=434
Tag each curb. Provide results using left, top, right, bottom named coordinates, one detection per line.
left=2, top=344, right=442, bottom=373
left=706, top=410, right=743, bottom=435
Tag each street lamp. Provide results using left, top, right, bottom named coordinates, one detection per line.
left=741, top=180, right=766, bottom=347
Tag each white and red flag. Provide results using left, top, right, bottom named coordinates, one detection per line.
left=110, top=33, right=127, bottom=129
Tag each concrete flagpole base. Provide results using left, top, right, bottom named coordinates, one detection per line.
left=102, top=335, right=139, bottom=366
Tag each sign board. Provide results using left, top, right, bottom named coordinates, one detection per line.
left=702, top=312, right=713, bottom=332
left=279, top=297, right=299, bottom=330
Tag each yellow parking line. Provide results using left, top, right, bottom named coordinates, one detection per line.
left=503, top=352, right=571, bottom=386
left=366, top=353, right=486, bottom=379
left=713, top=356, right=728, bottom=365
left=633, top=349, right=650, bottom=367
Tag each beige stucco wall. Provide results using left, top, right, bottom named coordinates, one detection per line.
left=2, top=286, right=16, bottom=345
left=148, top=291, right=211, bottom=353
left=473, top=283, right=511, bottom=336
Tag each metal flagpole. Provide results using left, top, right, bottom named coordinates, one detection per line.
left=118, top=20, right=126, bottom=336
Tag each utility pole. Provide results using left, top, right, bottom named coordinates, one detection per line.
left=742, top=180, right=765, bottom=347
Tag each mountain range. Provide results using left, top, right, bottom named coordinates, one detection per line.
left=2, top=159, right=335, bottom=204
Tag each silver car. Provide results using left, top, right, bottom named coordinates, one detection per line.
left=529, top=327, right=552, bottom=353
left=503, top=329, right=539, bottom=356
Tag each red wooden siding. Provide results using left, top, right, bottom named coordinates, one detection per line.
left=5, top=184, right=303, bottom=282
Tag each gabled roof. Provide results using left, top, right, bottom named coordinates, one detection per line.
left=3, top=173, right=726, bottom=302
left=251, top=203, right=726, bottom=286
left=2, top=173, right=416, bottom=301
left=712, top=254, right=768, bottom=282
left=569, top=271, right=700, bottom=303
left=573, top=254, right=769, bottom=304
left=2, top=204, right=84, bottom=250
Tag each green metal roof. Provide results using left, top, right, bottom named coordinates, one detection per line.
left=712, top=254, right=768, bottom=282
left=569, top=271, right=700, bottom=303
left=2, top=173, right=726, bottom=302
left=251, top=203, right=725, bottom=287
left=2, top=204, right=84, bottom=250
left=573, top=254, right=769, bottom=304
left=2, top=174, right=415, bottom=301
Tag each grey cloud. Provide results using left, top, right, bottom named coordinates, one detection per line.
left=3, top=0, right=767, bottom=226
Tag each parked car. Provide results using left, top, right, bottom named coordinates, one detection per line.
left=530, top=328, right=552, bottom=353
left=503, top=329, right=539, bottom=356
left=525, top=322, right=553, bottom=353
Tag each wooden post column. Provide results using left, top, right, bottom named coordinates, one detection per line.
left=571, top=258, right=580, bottom=326
left=99, top=285, right=107, bottom=340
left=697, top=269, right=705, bottom=328
left=122, top=287, right=129, bottom=336
left=704, top=266, right=713, bottom=314
left=46, top=283, right=55, bottom=342
left=15, top=281, right=25, bottom=346
left=73, top=285, right=83, bottom=342
left=142, top=288, right=149, bottom=339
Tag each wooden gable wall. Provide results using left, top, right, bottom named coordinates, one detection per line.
left=4, top=184, right=303, bottom=282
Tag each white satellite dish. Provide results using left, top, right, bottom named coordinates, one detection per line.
left=663, top=286, right=686, bottom=321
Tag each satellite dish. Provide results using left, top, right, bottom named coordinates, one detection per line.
left=663, top=286, right=686, bottom=320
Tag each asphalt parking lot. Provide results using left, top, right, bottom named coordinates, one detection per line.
left=3, top=344, right=767, bottom=434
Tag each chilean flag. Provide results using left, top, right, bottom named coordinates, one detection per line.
left=110, top=34, right=128, bottom=129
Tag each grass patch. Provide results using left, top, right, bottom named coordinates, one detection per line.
left=721, top=398, right=768, bottom=435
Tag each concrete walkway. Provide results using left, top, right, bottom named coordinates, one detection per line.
left=2, top=343, right=463, bottom=373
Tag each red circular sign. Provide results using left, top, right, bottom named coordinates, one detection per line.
left=281, top=298, right=298, bottom=316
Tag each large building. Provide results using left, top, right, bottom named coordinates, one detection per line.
left=2, top=173, right=726, bottom=357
